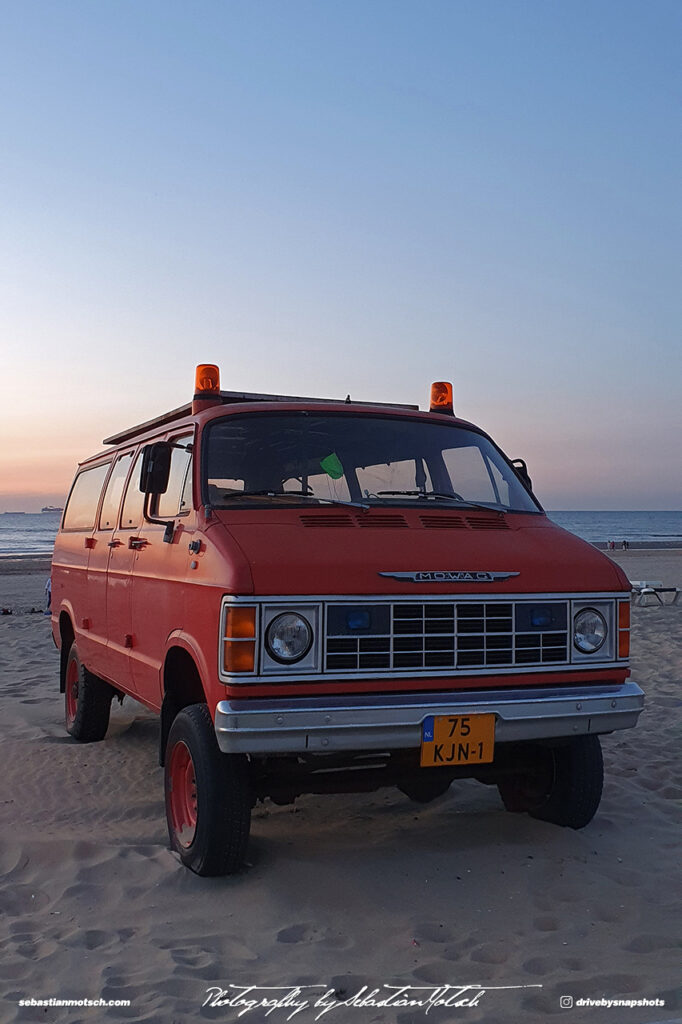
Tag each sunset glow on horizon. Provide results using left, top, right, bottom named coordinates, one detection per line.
left=2, top=1, right=680, bottom=513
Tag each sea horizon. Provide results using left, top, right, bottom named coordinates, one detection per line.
left=0, top=508, right=680, bottom=557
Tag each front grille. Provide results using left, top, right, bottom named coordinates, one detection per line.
left=325, top=600, right=568, bottom=673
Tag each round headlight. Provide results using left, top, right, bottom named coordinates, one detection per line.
left=265, top=613, right=313, bottom=663
left=573, top=608, right=607, bottom=654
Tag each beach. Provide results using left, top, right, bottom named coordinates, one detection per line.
left=0, top=552, right=679, bottom=1024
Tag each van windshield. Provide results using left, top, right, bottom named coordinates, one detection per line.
left=204, top=413, right=541, bottom=513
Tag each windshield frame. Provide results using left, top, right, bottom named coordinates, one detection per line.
left=200, top=409, right=544, bottom=514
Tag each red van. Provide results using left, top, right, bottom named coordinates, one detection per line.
left=51, top=365, right=643, bottom=875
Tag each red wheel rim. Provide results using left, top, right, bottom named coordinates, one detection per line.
left=65, top=657, right=78, bottom=729
left=168, top=741, right=197, bottom=848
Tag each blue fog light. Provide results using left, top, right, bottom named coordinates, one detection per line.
left=531, top=607, right=552, bottom=628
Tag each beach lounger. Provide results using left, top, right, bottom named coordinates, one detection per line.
left=629, top=581, right=680, bottom=606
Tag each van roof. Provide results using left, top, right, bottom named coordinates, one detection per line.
left=103, top=390, right=419, bottom=446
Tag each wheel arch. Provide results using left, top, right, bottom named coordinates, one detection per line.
left=58, top=610, right=76, bottom=693
left=160, top=641, right=209, bottom=766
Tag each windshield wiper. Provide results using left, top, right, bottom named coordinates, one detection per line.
left=223, top=489, right=370, bottom=512
left=374, top=490, right=507, bottom=514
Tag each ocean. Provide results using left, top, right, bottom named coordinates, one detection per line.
left=0, top=512, right=63, bottom=556
left=547, top=510, right=682, bottom=547
left=0, top=509, right=680, bottom=556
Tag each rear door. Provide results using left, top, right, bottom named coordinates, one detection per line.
left=53, top=461, right=111, bottom=667
left=103, top=448, right=147, bottom=694
left=86, top=452, right=135, bottom=680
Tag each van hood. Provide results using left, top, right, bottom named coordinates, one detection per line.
left=213, top=509, right=628, bottom=596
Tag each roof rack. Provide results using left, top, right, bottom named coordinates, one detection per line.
left=103, top=390, right=419, bottom=446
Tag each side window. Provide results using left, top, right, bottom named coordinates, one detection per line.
left=179, top=456, right=193, bottom=513
left=62, top=463, right=111, bottom=531
left=120, top=451, right=145, bottom=530
left=156, top=435, right=193, bottom=518
left=98, top=453, right=134, bottom=530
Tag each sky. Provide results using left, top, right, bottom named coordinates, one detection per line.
left=1, top=0, right=680, bottom=512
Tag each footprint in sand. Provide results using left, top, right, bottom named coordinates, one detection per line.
left=170, top=945, right=215, bottom=969
left=277, top=923, right=318, bottom=943
left=623, top=934, right=678, bottom=953
left=275, top=923, right=349, bottom=948
left=411, top=921, right=453, bottom=944
left=532, top=915, right=559, bottom=932
left=469, top=942, right=509, bottom=964
left=523, top=955, right=587, bottom=976
left=0, top=884, right=50, bottom=916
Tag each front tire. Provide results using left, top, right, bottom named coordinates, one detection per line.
left=164, top=704, right=252, bottom=876
left=497, top=736, right=604, bottom=829
left=399, top=773, right=454, bottom=804
left=64, top=643, right=113, bottom=742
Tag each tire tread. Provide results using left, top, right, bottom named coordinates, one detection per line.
left=530, top=735, right=604, bottom=829
left=165, top=704, right=251, bottom=876
left=66, top=645, right=112, bottom=742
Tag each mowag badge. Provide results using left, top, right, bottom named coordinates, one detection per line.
left=378, top=570, right=520, bottom=583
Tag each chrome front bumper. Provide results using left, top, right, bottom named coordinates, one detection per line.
left=214, top=681, right=644, bottom=755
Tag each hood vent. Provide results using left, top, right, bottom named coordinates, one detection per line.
left=357, top=514, right=408, bottom=529
left=299, top=512, right=408, bottom=529
left=299, top=514, right=355, bottom=528
left=299, top=512, right=508, bottom=530
left=466, top=516, right=509, bottom=531
left=419, top=515, right=467, bottom=530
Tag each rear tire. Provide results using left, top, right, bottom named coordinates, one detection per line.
left=164, top=704, right=252, bottom=876
left=497, top=736, right=603, bottom=829
left=64, top=643, right=113, bottom=742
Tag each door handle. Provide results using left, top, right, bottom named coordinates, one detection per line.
left=107, top=539, right=122, bottom=548
left=129, top=537, right=149, bottom=550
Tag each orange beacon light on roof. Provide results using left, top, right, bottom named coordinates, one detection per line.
left=192, top=364, right=221, bottom=413
left=430, top=381, right=454, bottom=414
left=195, top=364, right=220, bottom=395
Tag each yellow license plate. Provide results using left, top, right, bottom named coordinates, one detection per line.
left=420, top=713, right=495, bottom=767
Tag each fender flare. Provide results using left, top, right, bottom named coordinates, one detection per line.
left=56, top=601, right=77, bottom=692
left=159, top=631, right=214, bottom=766
left=163, top=630, right=213, bottom=699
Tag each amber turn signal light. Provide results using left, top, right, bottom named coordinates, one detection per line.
left=194, top=363, right=221, bottom=395
left=618, top=601, right=630, bottom=629
left=430, top=381, right=454, bottom=414
left=224, top=640, right=255, bottom=673
left=223, top=605, right=257, bottom=673
left=618, top=600, right=630, bottom=658
left=225, top=606, right=256, bottom=639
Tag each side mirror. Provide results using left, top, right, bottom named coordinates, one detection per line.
left=140, top=441, right=172, bottom=494
left=512, top=458, right=533, bottom=493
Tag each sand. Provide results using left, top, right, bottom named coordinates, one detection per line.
left=0, top=555, right=680, bottom=1024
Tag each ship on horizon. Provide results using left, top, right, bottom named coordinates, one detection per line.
left=41, top=505, right=64, bottom=513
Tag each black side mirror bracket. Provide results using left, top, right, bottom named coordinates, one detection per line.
left=512, top=458, right=533, bottom=493
left=140, top=441, right=176, bottom=542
